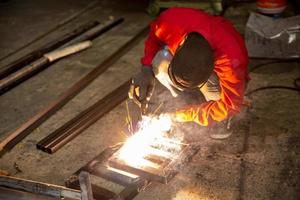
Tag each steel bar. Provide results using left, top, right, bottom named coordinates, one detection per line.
left=0, top=0, right=99, bottom=63
left=66, top=145, right=148, bottom=200
left=66, top=179, right=116, bottom=200
left=0, top=26, right=148, bottom=157
left=0, top=41, right=92, bottom=95
left=0, top=175, right=81, bottom=200
left=60, top=17, right=124, bottom=48
left=0, top=21, right=99, bottom=79
left=0, top=18, right=124, bottom=95
left=79, top=172, right=93, bottom=200
left=36, top=80, right=131, bottom=154
left=112, top=178, right=148, bottom=200
left=77, top=144, right=139, bottom=186
left=109, top=156, right=166, bottom=183
left=0, top=187, right=57, bottom=200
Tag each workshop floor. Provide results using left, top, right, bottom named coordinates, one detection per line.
left=0, top=1, right=299, bottom=200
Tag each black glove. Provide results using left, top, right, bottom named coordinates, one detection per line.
left=129, top=66, right=155, bottom=115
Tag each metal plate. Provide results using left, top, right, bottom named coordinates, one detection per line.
left=108, top=142, right=200, bottom=184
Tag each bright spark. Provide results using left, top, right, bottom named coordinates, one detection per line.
left=117, top=114, right=182, bottom=168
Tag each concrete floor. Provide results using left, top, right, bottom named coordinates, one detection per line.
left=0, top=1, right=299, bottom=200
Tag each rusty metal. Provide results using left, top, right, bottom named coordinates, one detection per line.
left=36, top=80, right=131, bottom=154
left=0, top=26, right=148, bottom=157
left=67, top=141, right=199, bottom=199
left=60, top=18, right=124, bottom=48
left=66, top=144, right=148, bottom=200
left=79, top=171, right=94, bottom=200
left=0, top=21, right=99, bottom=80
left=0, top=41, right=92, bottom=95
left=0, top=175, right=81, bottom=200
left=0, top=18, right=124, bottom=95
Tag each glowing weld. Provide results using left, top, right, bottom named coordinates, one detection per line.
left=117, top=115, right=183, bottom=168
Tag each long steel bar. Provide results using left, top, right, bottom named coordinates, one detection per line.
left=0, top=18, right=124, bottom=95
left=60, top=18, right=124, bottom=48
left=0, top=175, right=81, bottom=200
left=36, top=80, right=131, bottom=153
left=0, top=41, right=92, bottom=95
left=0, top=26, right=148, bottom=157
left=0, top=21, right=99, bottom=79
left=0, top=0, right=99, bottom=63
left=43, top=82, right=129, bottom=153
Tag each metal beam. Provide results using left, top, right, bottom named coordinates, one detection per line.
left=79, top=172, right=94, bottom=200
left=0, top=20, right=99, bottom=79
left=0, top=175, right=81, bottom=200
left=0, top=41, right=92, bottom=95
left=0, top=25, right=148, bottom=157
left=0, top=18, right=124, bottom=95
left=36, top=80, right=130, bottom=154
left=66, top=145, right=148, bottom=200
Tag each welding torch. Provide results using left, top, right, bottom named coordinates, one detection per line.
left=128, top=79, right=154, bottom=115
left=128, top=66, right=155, bottom=116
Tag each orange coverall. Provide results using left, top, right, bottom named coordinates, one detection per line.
left=141, top=8, right=249, bottom=126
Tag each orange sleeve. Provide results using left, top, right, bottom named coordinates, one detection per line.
left=141, top=22, right=164, bottom=66
left=175, top=55, right=247, bottom=126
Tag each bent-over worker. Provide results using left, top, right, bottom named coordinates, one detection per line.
left=130, top=7, right=249, bottom=138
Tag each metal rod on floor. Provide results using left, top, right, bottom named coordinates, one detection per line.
left=0, top=26, right=148, bottom=157
left=0, top=20, right=99, bottom=79
left=61, top=17, right=124, bottom=48
left=0, top=18, right=124, bottom=95
left=0, top=41, right=92, bottom=95
left=36, top=80, right=130, bottom=154
left=0, top=0, right=100, bottom=63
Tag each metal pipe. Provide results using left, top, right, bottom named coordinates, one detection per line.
left=37, top=80, right=130, bottom=154
left=0, top=21, right=99, bottom=79
left=0, top=18, right=124, bottom=95
left=0, top=41, right=92, bottom=94
left=60, top=17, right=124, bottom=48
left=0, top=26, right=148, bottom=157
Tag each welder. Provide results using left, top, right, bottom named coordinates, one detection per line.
left=129, top=7, right=249, bottom=138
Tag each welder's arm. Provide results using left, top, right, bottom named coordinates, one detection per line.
left=130, top=22, right=163, bottom=114
left=141, top=22, right=164, bottom=66
left=174, top=56, right=247, bottom=126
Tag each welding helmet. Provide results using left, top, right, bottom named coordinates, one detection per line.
left=168, top=32, right=215, bottom=90
left=152, top=46, right=180, bottom=97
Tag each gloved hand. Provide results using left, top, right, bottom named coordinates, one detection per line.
left=129, top=65, right=155, bottom=115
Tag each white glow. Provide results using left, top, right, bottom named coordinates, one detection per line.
left=117, top=115, right=182, bottom=168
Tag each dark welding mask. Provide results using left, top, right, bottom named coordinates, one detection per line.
left=168, top=32, right=215, bottom=91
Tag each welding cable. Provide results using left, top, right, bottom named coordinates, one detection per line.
left=249, top=58, right=300, bottom=72
left=294, top=77, right=300, bottom=90
left=246, top=57, right=300, bottom=96
left=246, top=85, right=300, bottom=96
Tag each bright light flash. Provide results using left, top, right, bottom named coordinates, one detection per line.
left=117, top=115, right=176, bottom=168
